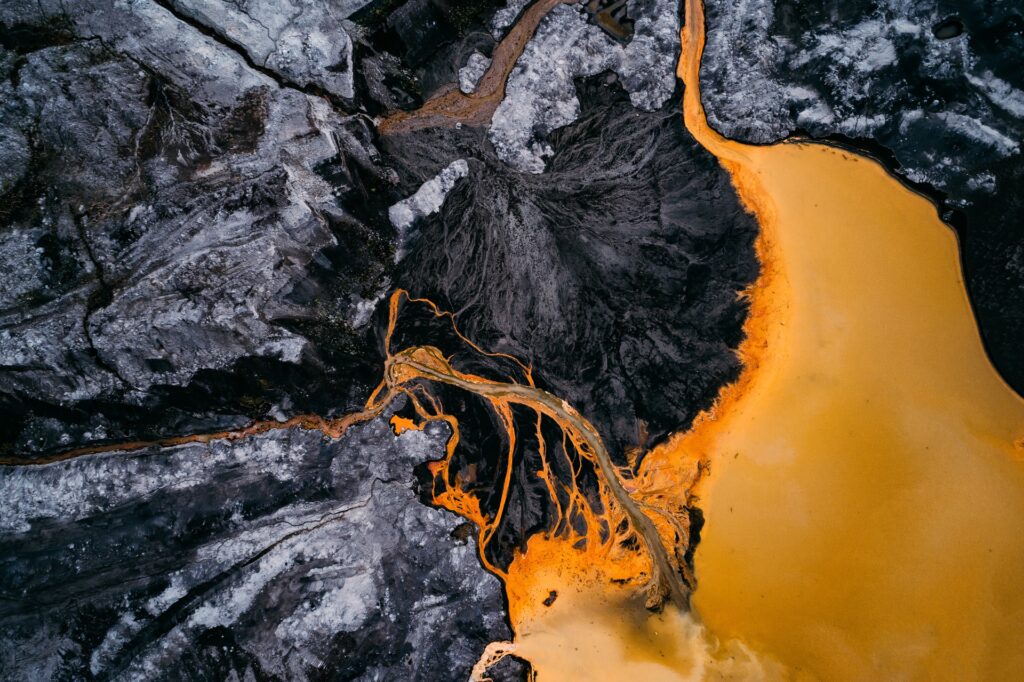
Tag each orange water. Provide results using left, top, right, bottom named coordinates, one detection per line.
left=469, top=0, right=1024, bottom=678
left=365, top=1, right=1024, bottom=677
left=673, top=1, right=1024, bottom=678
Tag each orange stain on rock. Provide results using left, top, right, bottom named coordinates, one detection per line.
left=389, top=414, right=424, bottom=436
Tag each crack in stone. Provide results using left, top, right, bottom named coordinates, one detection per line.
left=147, top=0, right=351, bottom=111
left=69, top=208, right=132, bottom=389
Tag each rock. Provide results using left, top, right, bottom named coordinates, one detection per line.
left=0, top=53, right=368, bottom=422
left=0, top=125, right=29, bottom=197
left=459, top=51, right=492, bottom=94
left=489, top=0, right=680, bottom=172
left=0, top=409, right=512, bottom=680
left=161, top=0, right=371, bottom=100
left=491, top=0, right=532, bottom=38
left=389, top=159, right=470, bottom=261
left=701, top=0, right=1023, bottom=187
left=349, top=0, right=500, bottom=115
left=0, top=2, right=399, bottom=455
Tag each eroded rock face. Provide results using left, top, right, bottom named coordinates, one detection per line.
left=0, top=2, right=398, bottom=456
left=0, top=411, right=513, bottom=680
left=701, top=0, right=1024, bottom=393
left=161, top=0, right=371, bottom=100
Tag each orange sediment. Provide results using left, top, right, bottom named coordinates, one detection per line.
left=388, top=414, right=423, bottom=435
left=0, top=405, right=400, bottom=467
left=369, top=289, right=697, bottom=605
left=360, top=290, right=771, bottom=681
left=377, top=0, right=570, bottom=136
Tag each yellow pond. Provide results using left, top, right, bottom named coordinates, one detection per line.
left=677, top=0, right=1024, bottom=679
left=482, top=0, right=1024, bottom=679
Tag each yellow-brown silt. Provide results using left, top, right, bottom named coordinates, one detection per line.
left=666, top=0, right=1024, bottom=679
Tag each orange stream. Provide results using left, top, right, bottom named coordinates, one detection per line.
left=377, top=0, right=569, bottom=135
left=368, top=290, right=698, bottom=604
left=366, top=290, right=733, bottom=680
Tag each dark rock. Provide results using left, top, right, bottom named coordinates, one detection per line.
left=382, top=77, right=758, bottom=568
left=390, top=77, right=759, bottom=455
left=932, top=16, right=964, bottom=39
left=0, top=410, right=510, bottom=680
left=0, top=1, right=400, bottom=457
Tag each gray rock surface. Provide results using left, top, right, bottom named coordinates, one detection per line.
left=489, top=0, right=680, bottom=172
left=0, top=55, right=361, bottom=396
left=0, top=409, right=511, bottom=680
left=389, top=159, right=470, bottom=262
left=701, top=0, right=1023, bottom=196
left=491, top=0, right=532, bottom=38
left=163, top=0, right=372, bottom=100
left=458, top=51, right=492, bottom=94
left=0, top=0, right=399, bottom=453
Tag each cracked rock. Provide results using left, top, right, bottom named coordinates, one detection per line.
left=163, top=0, right=372, bottom=100
left=0, top=3, right=399, bottom=454
left=0, top=409, right=512, bottom=680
